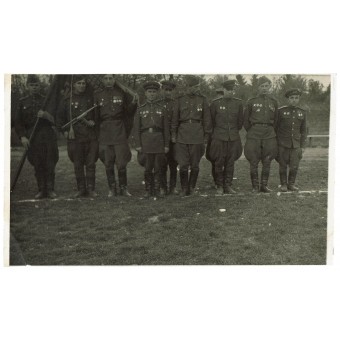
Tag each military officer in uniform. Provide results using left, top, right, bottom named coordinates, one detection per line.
left=15, top=74, right=59, bottom=199
left=209, top=80, right=244, bottom=194
left=244, top=76, right=278, bottom=193
left=57, top=75, right=98, bottom=198
left=276, top=88, right=307, bottom=191
left=159, top=80, right=178, bottom=194
left=94, top=74, right=137, bottom=197
left=171, top=75, right=212, bottom=196
left=205, top=87, right=226, bottom=188
left=134, top=81, right=170, bottom=198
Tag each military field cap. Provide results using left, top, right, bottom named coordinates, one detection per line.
left=161, top=80, right=176, bottom=90
left=258, top=76, right=272, bottom=86
left=72, top=75, right=86, bottom=83
left=143, top=80, right=160, bottom=91
left=215, top=87, right=224, bottom=94
left=185, top=75, right=201, bottom=87
left=222, top=79, right=236, bottom=90
left=26, top=74, right=40, bottom=84
left=285, top=88, right=302, bottom=98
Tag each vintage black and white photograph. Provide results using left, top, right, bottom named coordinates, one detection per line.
left=8, top=73, right=331, bottom=265
left=2, top=1, right=340, bottom=339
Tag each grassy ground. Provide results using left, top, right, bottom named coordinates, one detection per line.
left=9, top=146, right=328, bottom=265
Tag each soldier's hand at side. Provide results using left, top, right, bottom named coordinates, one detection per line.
left=20, top=136, right=30, bottom=150
left=164, top=147, right=169, bottom=153
left=171, top=137, right=176, bottom=144
left=63, top=131, right=69, bottom=139
left=82, top=119, right=95, bottom=127
left=37, top=109, right=45, bottom=119
left=135, top=147, right=142, bottom=152
left=86, top=120, right=95, bottom=127
left=68, top=128, right=75, bottom=140
left=37, top=110, right=55, bottom=123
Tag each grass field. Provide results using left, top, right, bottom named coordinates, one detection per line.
left=9, top=145, right=328, bottom=265
left=10, top=142, right=328, bottom=265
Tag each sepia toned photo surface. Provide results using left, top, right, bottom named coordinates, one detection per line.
left=8, top=74, right=331, bottom=265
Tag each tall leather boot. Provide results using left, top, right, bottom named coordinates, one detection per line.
left=288, top=169, right=299, bottom=191
left=211, top=163, right=217, bottom=188
left=179, top=170, right=189, bottom=197
left=118, top=169, right=132, bottom=196
left=279, top=167, right=288, bottom=192
left=87, top=177, right=98, bottom=198
left=106, top=168, right=117, bottom=198
left=169, top=166, right=178, bottom=195
left=46, top=172, right=57, bottom=199
left=161, top=168, right=168, bottom=195
left=74, top=177, right=86, bottom=198
left=224, top=166, right=236, bottom=194
left=35, top=172, right=46, bottom=199
left=260, top=163, right=272, bottom=193
left=215, top=169, right=224, bottom=195
left=250, top=167, right=259, bottom=193
left=154, top=173, right=165, bottom=198
left=144, top=172, right=152, bottom=199
left=189, top=168, right=199, bottom=195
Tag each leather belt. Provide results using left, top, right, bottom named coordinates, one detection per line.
left=142, top=127, right=162, bottom=133
left=181, top=119, right=201, bottom=124
left=252, top=123, right=273, bottom=126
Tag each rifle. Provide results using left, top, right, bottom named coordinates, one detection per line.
left=11, top=117, right=40, bottom=192
left=61, top=105, right=97, bottom=130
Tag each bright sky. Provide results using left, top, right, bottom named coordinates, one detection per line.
left=204, top=74, right=331, bottom=88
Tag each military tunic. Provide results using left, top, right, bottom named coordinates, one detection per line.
left=276, top=105, right=307, bottom=182
left=15, top=93, right=59, bottom=193
left=209, top=96, right=244, bottom=188
left=57, top=93, right=98, bottom=187
left=171, top=93, right=212, bottom=169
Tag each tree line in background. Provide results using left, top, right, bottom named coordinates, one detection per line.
left=11, top=74, right=330, bottom=120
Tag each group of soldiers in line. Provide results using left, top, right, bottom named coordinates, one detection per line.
left=14, top=74, right=307, bottom=199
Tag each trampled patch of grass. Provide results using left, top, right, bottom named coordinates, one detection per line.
left=9, top=147, right=328, bottom=265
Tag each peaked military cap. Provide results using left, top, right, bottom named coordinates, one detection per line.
left=258, top=76, right=272, bottom=86
left=285, top=88, right=302, bottom=98
left=143, top=80, right=160, bottom=90
left=26, top=74, right=40, bottom=84
left=72, top=75, right=86, bottom=83
left=222, top=79, right=236, bottom=90
left=184, top=75, right=200, bottom=87
left=161, top=80, right=176, bottom=90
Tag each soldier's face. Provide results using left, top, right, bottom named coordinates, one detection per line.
left=145, top=89, right=158, bottom=101
left=288, top=95, right=300, bottom=107
left=73, top=80, right=86, bottom=94
left=258, top=82, right=271, bottom=94
left=224, top=89, right=234, bottom=98
left=27, top=83, right=40, bottom=94
left=163, top=88, right=173, bottom=98
left=103, top=75, right=115, bottom=88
